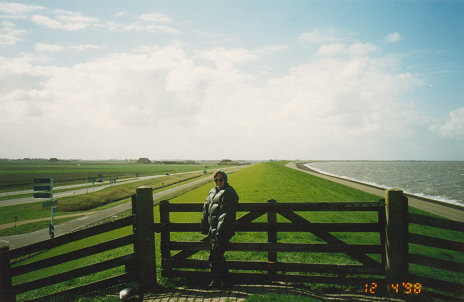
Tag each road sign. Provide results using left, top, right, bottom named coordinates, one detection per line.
left=34, top=192, right=52, bottom=198
left=42, top=200, right=58, bottom=207
left=33, top=178, right=53, bottom=199
left=34, top=178, right=52, bottom=184
left=34, top=185, right=51, bottom=191
left=33, top=177, right=56, bottom=238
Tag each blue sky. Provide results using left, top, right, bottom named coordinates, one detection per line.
left=0, top=1, right=463, bottom=160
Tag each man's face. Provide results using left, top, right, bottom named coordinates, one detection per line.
left=214, top=174, right=225, bottom=189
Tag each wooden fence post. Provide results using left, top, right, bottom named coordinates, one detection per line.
left=0, top=246, right=16, bottom=302
left=267, top=199, right=277, bottom=282
left=160, top=200, right=171, bottom=277
left=384, top=189, right=408, bottom=289
left=134, top=186, right=157, bottom=291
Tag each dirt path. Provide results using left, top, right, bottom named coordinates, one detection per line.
left=286, top=162, right=464, bottom=222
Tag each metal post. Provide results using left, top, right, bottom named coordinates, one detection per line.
left=50, top=178, right=54, bottom=238
left=86, top=167, right=88, bottom=194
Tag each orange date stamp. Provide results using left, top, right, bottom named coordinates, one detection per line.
left=364, top=282, right=422, bottom=295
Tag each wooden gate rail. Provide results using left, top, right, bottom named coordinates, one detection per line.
left=165, top=222, right=382, bottom=232
left=0, top=187, right=156, bottom=302
left=408, top=212, right=464, bottom=301
left=11, top=235, right=135, bottom=277
left=3, top=215, right=136, bottom=301
left=160, top=199, right=387, bottom=286
left=8, top=215, right=134, bottom=260
left=13, top=254, right=133, bottom=295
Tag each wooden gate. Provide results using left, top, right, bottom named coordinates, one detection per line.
left=159, top=199, right=387, bottom=286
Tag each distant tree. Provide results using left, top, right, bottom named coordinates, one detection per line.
left=137, top=158, right=151, bottom=164
left=49, top=158, right=59, bottom=162
left=218, top=159, right=236, bottom=165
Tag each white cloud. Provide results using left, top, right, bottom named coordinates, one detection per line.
left=430, top=107, right=464, bottom=140
left=297, top=28, right=354, bottom=46
left=0, top=40, right=430, bottom=160
left=142, top=24, right=181, bottom=34
left=31, top=11, right=99, bottom=31
left=115, top=11, right=126, bottom=18
left=345, top=43, right=378, bottom=56
left=254, top=45, right=291, bottom=55
left=0, top=2, right=44, bottom=16
left=198, top=47, right=258, bottom=69
left=0, top=20, right=27, bottom=46
left=385, top=32, right=402, bottom=43
left=100, top=19, right=180, bottom=34
left=68, top=44, right=101, bottom=52
left=35, top=43, right=65, bottom=52
left=317, top=42, right=377, bottom=57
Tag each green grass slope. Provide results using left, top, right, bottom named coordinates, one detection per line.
left=172, top=161, right=379, bottom=203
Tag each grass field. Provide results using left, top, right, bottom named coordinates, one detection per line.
left=10, top=161, right=464, bottom=301
left=0, top=160, right=240, bottom=234
left=0, top=170, right=211, bottom=235
left=0, top=160, right=231, bottom=191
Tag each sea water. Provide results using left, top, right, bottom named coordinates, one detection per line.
left=305, top=161, right=464, bottom=208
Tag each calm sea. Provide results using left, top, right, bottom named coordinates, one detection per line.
left=305, top=161, right=464, bottom=208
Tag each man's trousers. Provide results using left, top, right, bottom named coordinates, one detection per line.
left=208, top=240, right=229, bottom=284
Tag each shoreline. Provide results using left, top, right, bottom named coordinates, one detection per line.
left=298, top=162, right=464, bottom=211
left=286, top=162, right=464, bottom=222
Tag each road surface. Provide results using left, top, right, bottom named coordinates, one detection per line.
left=0, top=171, right=200, bottom=208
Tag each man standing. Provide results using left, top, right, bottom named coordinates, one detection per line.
left=201, top=170, right=239, bottom=288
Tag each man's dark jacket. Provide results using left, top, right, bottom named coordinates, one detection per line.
left=201, top=183, right=239, bottom=243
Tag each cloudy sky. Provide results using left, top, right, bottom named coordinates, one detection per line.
left=1, top=1, right=463, bottom=160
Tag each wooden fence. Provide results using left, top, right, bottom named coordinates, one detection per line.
left=160, top=189, right=463, bottom=301
left=0, top=187, right=156, bottom=302
left=408, top=212, right=464, bottom=301
left=1, top=187, right=463, bottom=301
left=160, top=199, right=387, bottom=286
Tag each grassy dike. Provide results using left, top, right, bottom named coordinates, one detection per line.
left=12, top=161, right=463, bottom=301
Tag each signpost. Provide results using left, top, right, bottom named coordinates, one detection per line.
left=87, top=176, right=96, bottom=193
left=33, top=177, right=57, bottom=238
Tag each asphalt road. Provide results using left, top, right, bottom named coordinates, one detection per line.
left=0, top=166, right=245, bottom=249
left=0, top=173, right=192, bottom=208
left=286, top=162, right=464, bottom=222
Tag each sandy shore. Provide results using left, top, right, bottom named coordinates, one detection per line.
left=286, top=162, right=464, bottom=222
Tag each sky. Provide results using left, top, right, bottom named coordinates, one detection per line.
left=0, top=1, right=463, bottom=161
